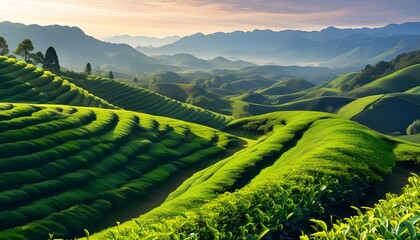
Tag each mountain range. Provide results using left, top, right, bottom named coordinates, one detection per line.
left=0, top=22, right=252, bottom=73
left=1, top=21, right=420, bottom=75
left=102, top=35, right=181, bottom=47
left=138, top=22, right=420, bottom=70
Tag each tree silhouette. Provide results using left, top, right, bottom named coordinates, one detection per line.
left=84, top=63, right=92, bottom=75
left=0, top=37, right=9, bottom=56
left=30, top=51, right=45, bottom=65
left=109, top=71, right=114, bottom=79
left=43, top=46, right=60, bottom=73
left=133, top=77, right=138, bottom=83
left=14, top=39, right=34, bottom=62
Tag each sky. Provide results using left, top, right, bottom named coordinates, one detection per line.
left=2, top=0, right=419, bottom=38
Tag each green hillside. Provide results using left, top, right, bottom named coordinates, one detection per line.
left=0, top=103, right=238, bottom=239
left=256, top=78, right=315, bottom=95
left=346, top=64, right=420, bottom=97
left=0, top=56, right=115, bottom=108
left=246, top=96, right=355, bottom=115
left=91, top=111, right=420, bottom=239
left=338, top=93, right=420, bottom=134
left=66, top=75, right=231, bottom=129
left=314, top=72, right=359, bottom=91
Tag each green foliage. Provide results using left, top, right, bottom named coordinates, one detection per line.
left=108, top=70, right=114, bottom=79
left=42, top=47, right=60, bottom=73
left=407, top=120, right=420, bottom=135
left=0, top=56, right=114, bottom=108
left=14, top=39, right=34, bottom=62
left=29, top=51, right=45, bottom=65
left=0, top=103, right=236, bottom=239
left=301, top=174, right=420, bottom=240
left=346, top=50, right=420, bottom=91
left=92, top=111, right=420, bottom=239
left=65, top=75, right=231, bottom=129
left=0, top=36, right=9, bottom=56
left=84, top=62, right=92, bottom=75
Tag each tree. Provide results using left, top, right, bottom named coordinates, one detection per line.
left=133, top=77, right=138, bottom=83
left=42, top=47, right=60, bottom=73
left=0, top=37, right=9, bottom=56
left=29, top=51, right=45, bottom=65
left=14, top=39, right=34, bottom=62
left=109, top=71, right=114, bottom=79
left=84, top=63, right=92, bottom=75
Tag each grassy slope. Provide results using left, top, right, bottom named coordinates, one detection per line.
left=397, top=133, right=420, bottom=144
left=147, top=83, right=198, bottom=101
left=314, top=72, right=358, bottom=91
left=346, top=64, right=420, bottom=97
left=247, top=96, right=355, bottom=115
left=257, top=78, right=315, bottom=95
left=66, top=76, right=231, bottom=129
left=0, top=56, right=115, bottom=109
left=338, top=93, right=420, bottom=134
left=0, top=103, right=238, bottom=240
left=91, top=111, right=420, bottom=239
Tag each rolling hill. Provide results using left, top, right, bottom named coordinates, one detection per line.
left=0, top=56, right=231, bottom=129
left=0, top=103, right=238, bottom=239
left=66, top=75, right=231, bottom=129
left=90, top=111, right=420, bottom=239
left=338, top=93, right=420, bottom=134
left=0, top=56, right=115, bottom=108
left=346, top=64, right=420, bottom=97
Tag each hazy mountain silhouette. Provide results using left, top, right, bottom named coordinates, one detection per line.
left=0, top=21, right=161, bottom=71
left=138, top=22, right=420, bottom=70
left=0, top=22, right=255, bottom=73
left=102, top=35, right=181, bottom=47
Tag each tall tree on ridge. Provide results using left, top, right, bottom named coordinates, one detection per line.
left=43, top=46, right=60, bottom=73
left=84, top=62, right=92, bottom=75
left=109, top=70, right=114, bottom=79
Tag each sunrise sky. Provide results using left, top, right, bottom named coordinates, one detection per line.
left=2, top=0, right=419, bottom=38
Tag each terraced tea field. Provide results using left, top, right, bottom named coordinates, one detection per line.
left=92, top=111, right=420, bottom=239
left=67, top=75, right=231, bottom=129
left=0, top=56, right=114, bottom=108
left=0, top=103, right=237, bottom=239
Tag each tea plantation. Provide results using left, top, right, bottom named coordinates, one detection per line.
left=0, top=55, right=419, bottom=239
left=0, top=56, right=114, bottom=108
left=0, top=103, right=237, bottom=239
left=67, top=75, right=231, bottom=129
left=91, top=111, right=420, bottom=239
